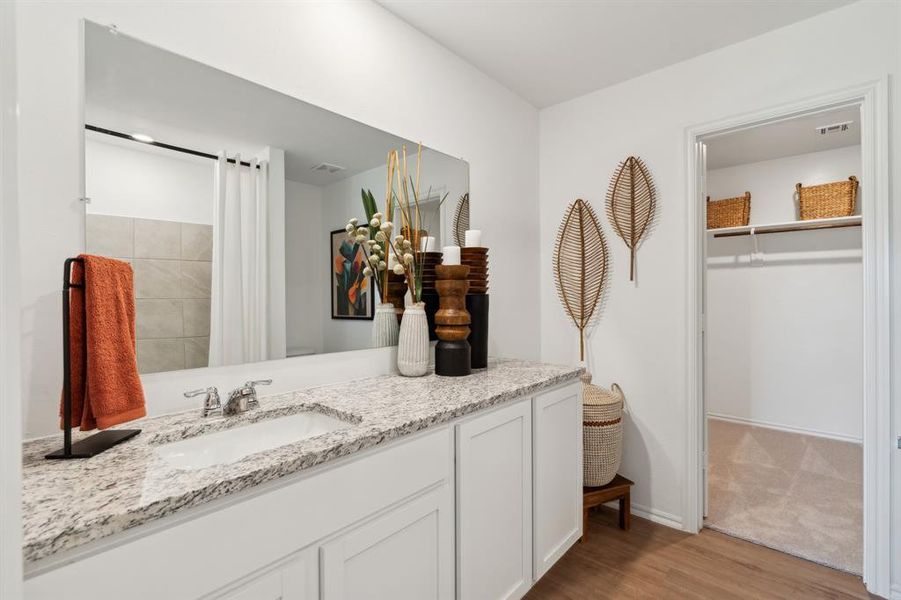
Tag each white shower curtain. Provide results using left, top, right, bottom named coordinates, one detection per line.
left=209, top=153, right=270, bottom=367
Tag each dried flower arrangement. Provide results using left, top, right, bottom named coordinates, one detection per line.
left=346, top=144, right=447, bottom=306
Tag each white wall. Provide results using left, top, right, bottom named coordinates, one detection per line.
left=538, top=1, right=899, bottom=565
left=706, top=147, right=862, bottom=441
left=85, top=135, right=214, bottom=224
left=0, top=1, right=22, bottom=596
left=416, top=148, right=470, bottom=247
left=285, top=179, right=324, bottom=355
left=15, top=1, right=539, bottom=439
left=319, top=162, right=388, bottom=352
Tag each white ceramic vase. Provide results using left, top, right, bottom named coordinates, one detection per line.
left=397, top=302, right=429, bottom=377
left=371, top=302, right=400, bottom=348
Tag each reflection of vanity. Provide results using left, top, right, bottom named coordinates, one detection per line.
left=23, top=360, right=582, bottom=600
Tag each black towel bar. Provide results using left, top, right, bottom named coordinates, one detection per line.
left=45, top=257, right=141, bottom=459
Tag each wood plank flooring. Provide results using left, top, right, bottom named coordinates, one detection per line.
left=526, top=508, right=874, bottom=599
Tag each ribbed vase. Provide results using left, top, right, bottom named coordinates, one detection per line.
left=371, top=303, right=400, bottom=348
left=397, top=302, right=429, bottom=377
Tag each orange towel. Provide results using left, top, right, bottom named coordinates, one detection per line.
left=60, top=255, right=146, bottom=431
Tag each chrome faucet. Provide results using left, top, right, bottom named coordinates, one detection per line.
left=184, top=387, right=222, bottom=418
left=223, top=379, right=272, bottom=415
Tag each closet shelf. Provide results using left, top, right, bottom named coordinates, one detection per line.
left=709, top=215, right=861, bottom=238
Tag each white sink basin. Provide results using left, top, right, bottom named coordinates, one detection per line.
left=156, top=411, right=352, bottom=470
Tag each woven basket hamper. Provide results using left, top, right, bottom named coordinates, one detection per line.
left=706, top=192, right=751, bottom=229
left=796, top=176, right=858, bottom=220
left=582, top=373, right=624, bottom=487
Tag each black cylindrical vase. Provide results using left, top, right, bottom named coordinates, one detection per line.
left=422, top=292, right=440, bottom=341
left=435, top=340, right=471, bottom=376
left=466, top=294, right=489, bottom=369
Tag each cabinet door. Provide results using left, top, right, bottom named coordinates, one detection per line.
left=532, top=383, right=582, bottom=579
left=456, top=399, right=532, bottom=600
left=214, top=550, right=317, bottom=600
left=320, top=486, right=453, bottom=600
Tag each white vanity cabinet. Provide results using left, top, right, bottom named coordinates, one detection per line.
left=212, top=551, right=318, bottom=600
left=25, top=380, right=581, bottom=600
left=320, top=486, right=454, bottom=600
left=456, top=399, right=533, bottom=600
left=455, top=380, right=582, bottom=600
left=25, top=427, right=454, bottom=600
left=531, top=383, right=582, bottom=579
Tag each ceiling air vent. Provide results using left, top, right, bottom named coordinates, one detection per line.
left=311, top=162, right=346, bottom=174
left=815, top=121, right=852, bottom=135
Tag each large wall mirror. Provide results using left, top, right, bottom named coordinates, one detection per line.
left=83, top=21, right=469, bottom=374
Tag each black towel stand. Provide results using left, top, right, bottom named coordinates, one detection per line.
left=45, top=258, right=141, bottom=459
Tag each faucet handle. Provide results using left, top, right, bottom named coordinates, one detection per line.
left=245, top=379, right=272, bottom=387
left=185, top=386, right=222, bottom=417
left=244, top=379, right=272, bottom=408
left=184, top=387, right=214, bottom=397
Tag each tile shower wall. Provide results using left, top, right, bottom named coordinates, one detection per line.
left=86, top=214, right=213, bottom=374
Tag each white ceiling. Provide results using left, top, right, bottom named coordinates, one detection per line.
left=84, top=21, right=446, bottom=186
left=378, top=0, right=854, bottom=108
left=705, top=106, right=860, bottom=170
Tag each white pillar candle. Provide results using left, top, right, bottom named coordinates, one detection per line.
left=464, top=229, right=482, bottom=248
left=442, top=245, right=461, bottom=265
left=420, top=236, right=436, bottom=252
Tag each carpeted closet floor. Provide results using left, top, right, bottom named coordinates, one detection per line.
left=704, top=419, right=862, bottom=574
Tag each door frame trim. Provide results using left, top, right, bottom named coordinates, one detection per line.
left=682, top=78, right=891, bottom=596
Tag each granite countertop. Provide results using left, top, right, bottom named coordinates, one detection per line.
left=22, top=358, right=581, bottom=565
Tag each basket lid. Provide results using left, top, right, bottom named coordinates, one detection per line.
left=582, top=381, right=624, bottom=406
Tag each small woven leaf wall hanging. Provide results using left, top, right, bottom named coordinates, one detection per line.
left=453, top=192, right=470, bottom=246
left=553, top=199, right=609, bottom=361
left=606, top=156, right=656, bottom=281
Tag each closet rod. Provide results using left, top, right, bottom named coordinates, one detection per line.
left=712, top=219, right=861, bottom=238
left=85, top=124, right=261, bottom=169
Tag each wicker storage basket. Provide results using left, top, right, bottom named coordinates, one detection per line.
left=796, top=176, right=858, bottom=220
left=582, top=373, right=624, bottom=487
left=707, top=192, right=751, bottom=229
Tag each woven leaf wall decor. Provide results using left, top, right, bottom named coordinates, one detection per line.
left=553, top=198, right=609, bottom=361
left=606, top=156, right=656, bottom=281
left=452, top=192, right=470, bottom=246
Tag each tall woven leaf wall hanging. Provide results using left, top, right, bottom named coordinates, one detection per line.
left=452, top=192, right=470, bottom=246
left=606, top=156, right=656, bottom=281
left=553, top=199, right=609, bottom=361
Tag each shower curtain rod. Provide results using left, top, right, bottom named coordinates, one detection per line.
left=85, top=124, right=261, bottom=169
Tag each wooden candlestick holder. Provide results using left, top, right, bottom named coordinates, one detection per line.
left=434, top=264, right=471, bottom=376
left=386, top=271, right=407, bottom=324
left=420, top=251, right=443, bottom=341
left=461, top=247, right=489, bottom=368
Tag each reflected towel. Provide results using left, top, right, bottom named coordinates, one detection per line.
left=60, top=255, right=146, bottom=430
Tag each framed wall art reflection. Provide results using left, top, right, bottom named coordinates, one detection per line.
left=330, top=228, right=374, bottom=320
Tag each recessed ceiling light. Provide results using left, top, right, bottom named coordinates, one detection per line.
left=131, top=133, right=154, bottom=143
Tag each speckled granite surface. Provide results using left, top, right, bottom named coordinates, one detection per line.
left=22, top=359, right=581, bottom=564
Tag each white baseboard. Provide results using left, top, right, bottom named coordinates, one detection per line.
left=889, top=583, right=901, bottom=600
left=706, top=412, right=861, bottom=444
left=601, top=500, right=682, bottom=530
left=633, top=502, right=682, bottom=530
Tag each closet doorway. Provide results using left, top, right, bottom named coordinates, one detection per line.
left=702, top=107, right=863, bottom=573
left=684, top=80, right=891, bottom=595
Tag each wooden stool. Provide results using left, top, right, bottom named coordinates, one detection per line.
left=581, top=474, right=633, bottom=542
